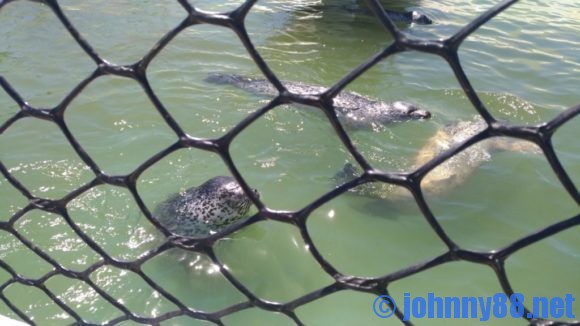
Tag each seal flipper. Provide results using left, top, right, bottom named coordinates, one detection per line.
left=333, top=162, right=362, bottom=186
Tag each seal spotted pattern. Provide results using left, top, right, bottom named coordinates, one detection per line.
left=334, top=116, right=541, bottom=199
left=205, top=73, right=431, bottom=130
left=154, top=176, right=257, bottom=237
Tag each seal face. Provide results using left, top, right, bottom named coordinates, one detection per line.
left=204, top=73, right=431, bottom=130
left=154, top=176, right=257, bottom=238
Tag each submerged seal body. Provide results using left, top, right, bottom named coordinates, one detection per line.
left=290, top=1, right=432, bottom=24
left=334, top=117, right=541, bottom=199
left=154, top=176, right=257, bottom=237
left=205, top=73, right=431, bottom=130
left=344, top=5, right=432, bottom=24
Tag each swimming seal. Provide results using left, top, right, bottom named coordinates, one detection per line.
left=334, top=117, right=541, bottom=199
left=205, top=73, right=431, bottom=130
left=154, top=176, right=257, bottom=237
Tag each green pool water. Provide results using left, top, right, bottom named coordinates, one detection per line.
left=0, top=0, right=578, bottom=325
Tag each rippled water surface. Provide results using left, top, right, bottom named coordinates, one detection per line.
left=0, top=0, right=578, bottom=324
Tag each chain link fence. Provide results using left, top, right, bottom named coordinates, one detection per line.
left=0, top=0, right=579, bottom=324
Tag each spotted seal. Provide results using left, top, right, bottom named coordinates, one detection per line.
left=334, top=116, right=541, bottom=199
left=154, top=176, right=258, bottom=237
left=205, top=73, right=431, bottom=130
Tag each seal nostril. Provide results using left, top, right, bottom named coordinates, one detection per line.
left=412, top=11, right=433, bottom=25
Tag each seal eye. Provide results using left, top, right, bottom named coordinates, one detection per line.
left=405, top=105, right=431, bottom=119
left=409, top=108, right=431, bottom=119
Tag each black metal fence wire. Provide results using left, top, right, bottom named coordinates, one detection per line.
left=0, top=0, right=579, bottom=325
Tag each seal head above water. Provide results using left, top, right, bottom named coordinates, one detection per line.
left=154, top=176, right=258, bottom=238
